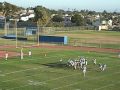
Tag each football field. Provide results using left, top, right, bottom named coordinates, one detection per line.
left=0, top=47, right=119, bottom=90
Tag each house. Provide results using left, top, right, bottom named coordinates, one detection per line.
left=20, top=13, right=35, bottom=21
left=20, top=9, right=35, bottom=21
left=28, top=13, right=35, bottom=18
left=93, top=18, right=113, bottom=31
left=63, top=14, right=72, bottom=26
left=108, top=19, right=112, bottom=27
left=92, top=19, right=101, bottom=27
left=20, top=15, right=29, bottom=21
left=99, top=20, right=108, bottom=31
left=51, top=14, right=58, bottom=18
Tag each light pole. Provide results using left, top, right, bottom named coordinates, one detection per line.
left=2, top=2, right=7, bottom=36
left=4, top=17, right=7, bottom=36
left=14, top=19, right=18, bottom=48
left=37, top=21, right=40, bottom=46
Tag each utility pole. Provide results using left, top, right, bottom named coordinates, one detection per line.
left=4, top=17, right=7, bottom=36
left=2, top=2, right=7, bottom=36
left=15, top=19, right=18, bottom=48
left=37, top=21, right=40, bottom=46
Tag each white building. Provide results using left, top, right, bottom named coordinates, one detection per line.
left=99, top=20, right=108, bottom=31
left=63, top=14, right=72, bottom=26
left=20, top=15, right=29, bottom=21
left=95, top=14, right=100, bottom=19
left=28, top=14, right=35, bottom=18
left=108, top=19, right=112, bottom=27
left=93, top=19, right=109, bottom=31
left=20, top=13, right=35, bottom=21
left=20, top=9, right=35, bottom=21
left=28, top=10, right=34, bottom=13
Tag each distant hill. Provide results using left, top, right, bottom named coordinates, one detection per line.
left=0, top=2, right=23, bottom=17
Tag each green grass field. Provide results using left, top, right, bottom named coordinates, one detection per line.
left=0, top=30, right=119, bottom=90
left=0, top=47, right=120, bottom=90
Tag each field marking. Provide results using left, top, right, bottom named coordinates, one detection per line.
left=0, top=54, right=67, bottom=75
left=51, top=71, right=120, bottom=90
left=2, top=67, right=68, bottom=83
left=0, top=54, right=119, bottom=77
left=5, top=65, right=120, bottom=90
left=0, top=58, right=119, bottom=78
left=0, top=54, right=75, bottom=77
left=0, top=51, right=118, bottom=65
left=1, top=64, right=120, bottom=83
left=0, top=59, right=120, bottom=82
left=94, top=81, right=120, bottom=90
left=0, top=53, right=119, bottom=89
left=6, top=72, right=83, bottom=90
left=0, top=66, right=44, bottom=76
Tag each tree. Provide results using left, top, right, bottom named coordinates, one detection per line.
left=57, top=9, right=65, bottom=15
left=88, top=11, right=96, bottom=15
left=0, top=2, right=21, bottom=17
left=71, top=14, right=84, bottom=26
left=34, top=6, right=49, bottom=26
left=52, top=15, right=64, bottom=22
left=102, top=10, right=109, bottom=20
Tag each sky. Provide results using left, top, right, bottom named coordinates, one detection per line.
left=0, top=0, right=120, bottom=12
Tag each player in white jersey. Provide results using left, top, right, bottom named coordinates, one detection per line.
left=5, top=51, right=8, bottom=60
left=118, top=53, right=120, bottom=58
left=45, top=53, right=46, bottom=57
left=102, top=64, right=107, bottom=71
left=85, top=60, right=88, bottom=65
left=74, top=60, right=77, bottom=70
left=80, top=60, right=83, bottom=69
left=28, top=50, right=32, bottom=57
left=93, top=59, right=96, bottom=65
left=99, top=63, right=103, bottom=71
left=59, top=58, right=63, bottom=62
left=83, top=65, right=87, bottom=77
left=21, top=48, right=23, bottom=60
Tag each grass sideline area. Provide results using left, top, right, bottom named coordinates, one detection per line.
left=0, top=47, right=119, bottom=90
left=0, top=29, right=120, bottom=49
left=55, top=30, right=120, bottom=49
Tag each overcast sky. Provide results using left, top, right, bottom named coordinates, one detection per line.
left=0, top=0, right=120, bottom=12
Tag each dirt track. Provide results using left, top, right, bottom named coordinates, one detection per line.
left=38, top=45, right=120, bottom=53
left=0, top=45, right=119, bottom=59
left=0, top=50, right=20, bottom=59
left=1, top=45, right=120, bottom=53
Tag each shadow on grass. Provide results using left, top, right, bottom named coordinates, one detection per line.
left=42, top=62, right=69, bottom=69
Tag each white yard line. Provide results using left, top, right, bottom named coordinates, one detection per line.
left=1, top=64, right=120, bottom=83
left=2, top=67, right=65, bottom=83
left=51, top=71, right=120, bottom=90
left=6, top=73, right=82, bottom=90
left=94, top=81, right=120, bottom=90
left=0, top=66, right=44, bottom=76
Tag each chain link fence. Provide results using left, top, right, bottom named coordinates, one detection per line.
left=0, top=27, right=120, bottom=49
